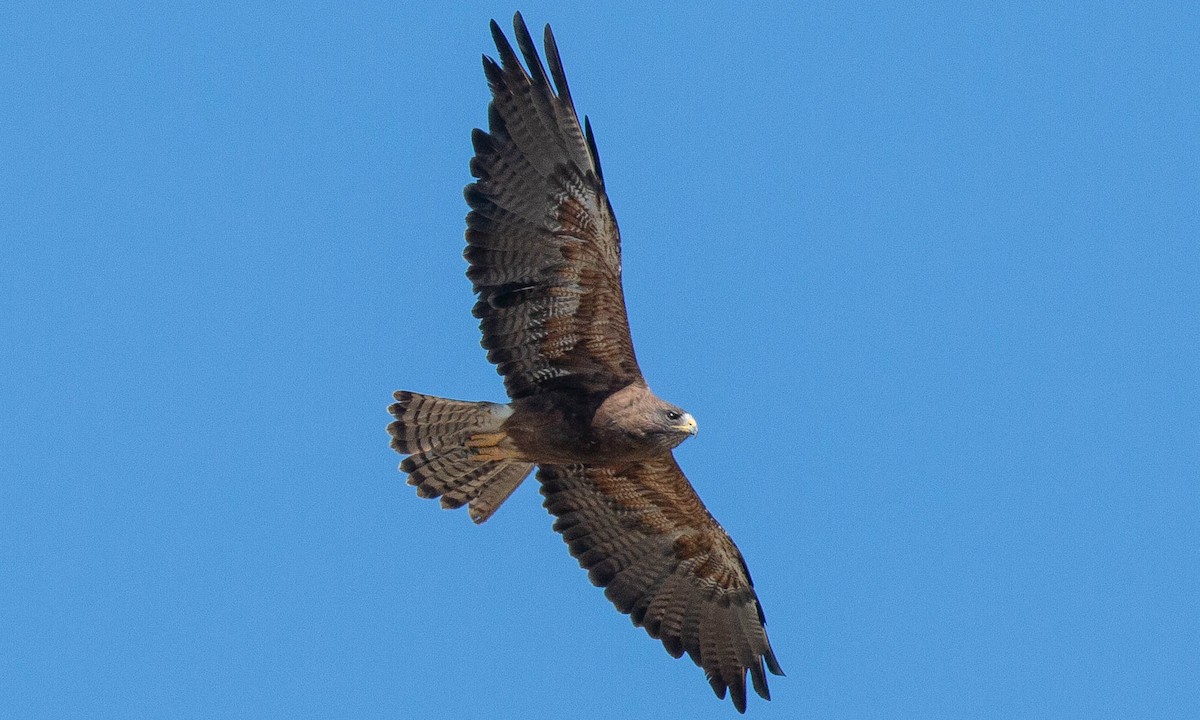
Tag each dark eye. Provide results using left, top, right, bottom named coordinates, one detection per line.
left=665, top=410, right=681, bottom=421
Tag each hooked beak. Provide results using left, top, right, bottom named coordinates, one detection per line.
left=673, top=413, right=698, bottom=437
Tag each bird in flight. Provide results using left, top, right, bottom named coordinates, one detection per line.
left=389, top=13, right=782, bottom=712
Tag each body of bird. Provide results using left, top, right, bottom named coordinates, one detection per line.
left=388, top=13, right=782, bottom=712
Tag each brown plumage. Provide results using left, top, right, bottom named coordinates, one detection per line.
left=388, top=13, right=782, bottom=712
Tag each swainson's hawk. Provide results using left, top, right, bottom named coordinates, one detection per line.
left=389, top=13, right=782, bottom=712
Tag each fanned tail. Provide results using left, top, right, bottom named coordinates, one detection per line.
left=388, top=391, right=534, bottom=523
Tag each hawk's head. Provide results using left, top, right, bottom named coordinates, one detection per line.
left=597, top=384, right=697, bottom=454
left=652, top=403, right=698, bottom=445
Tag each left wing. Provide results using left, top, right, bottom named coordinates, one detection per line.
left=538, top=457, right=783, bottom=713
left=465, top=14, right=643, bottom=400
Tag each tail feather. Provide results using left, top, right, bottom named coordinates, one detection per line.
left=388, top=391, right=533, bottom=523
left=466, top=463, right=530, bottom=523
left=388, top=391, right=512, bottom=453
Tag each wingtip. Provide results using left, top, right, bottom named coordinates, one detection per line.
left=730, top=672, right=748, bottom=713
left=764, top=646, right=785, bottom=676
left=706, top=671, right=727, bottom=701
left=489, top=17, right=515, bottom=63
left=542, top=20, right=574, bottom=107
left=481, top=53, right=503, bottom=86
left=508, top=11, right=532, bottom=59
left=511, top=11, right=549, bottom=88
left=583, top=116, right=605, bottom=184
left=749, top=658, right=770, bottom=700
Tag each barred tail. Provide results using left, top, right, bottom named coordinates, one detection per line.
left=387, top=391, right=533, bottom=523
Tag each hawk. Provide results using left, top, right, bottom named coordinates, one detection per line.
left=389, top=13, right=783, bottom=712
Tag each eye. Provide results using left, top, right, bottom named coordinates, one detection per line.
left=665, top=410, right=681, bottom=421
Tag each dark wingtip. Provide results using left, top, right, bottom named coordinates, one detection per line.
left=726, top=667, right=749, bottom=713
left=510, top=11, right=532, bottom=55
left=749, top=658, right=770, bottom=700
left=660, top=636, right=684, bottom=659
left=463, top=184, right=489, bottom=211
left=470, top=127, right=493, bottom=154
left=707, top=671, right=728, bottom=701
left=764, top=646, right=785, bottom=676
left=542, top=22, right=574, bottom=108
left=583, top=116, right=605, bottom=185
left=481, top=54, right=503, bottom=87
left=511, top=12, right=548, bottom=88
left=489, top=16, right=521, bottom=75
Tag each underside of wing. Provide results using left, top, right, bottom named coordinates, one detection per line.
left=538, top=457, right=784, bottom=713
left=465, top=13, right=642, bottom=400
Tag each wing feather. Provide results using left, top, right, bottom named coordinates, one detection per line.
left=467, top=13, right=641, bottom=399
left=538, top=458, right=783, bottom=712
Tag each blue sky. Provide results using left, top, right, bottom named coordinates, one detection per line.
left=2, top=2, right=1197, bottom=718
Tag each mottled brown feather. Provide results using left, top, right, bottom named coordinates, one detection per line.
left=466, top=14, right=641, bottom=399
left=538, top=457, right=783, bottom=711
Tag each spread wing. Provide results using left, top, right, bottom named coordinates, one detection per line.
left=539, top=457, right=784, bottom=713
left=465, top=14, right=642, bottom=400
